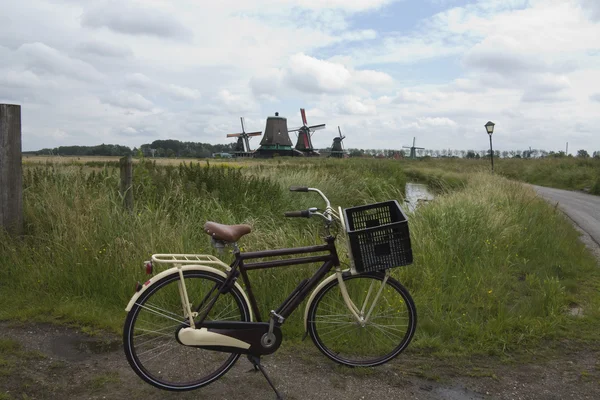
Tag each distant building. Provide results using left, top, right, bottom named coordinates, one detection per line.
left=212, top=153, right=233, bottom=159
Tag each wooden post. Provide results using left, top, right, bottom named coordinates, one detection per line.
left=120, top=155, right=133, bottom=211
left=0, top=104, right=23, bottom=236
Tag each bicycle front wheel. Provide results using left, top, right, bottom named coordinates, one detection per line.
left=123, top=270, right=251, bottom=391
left=307, top=273, right=416, bottom=367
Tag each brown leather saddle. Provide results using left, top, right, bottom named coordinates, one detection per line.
left=204, top=221, right=251, bottom=242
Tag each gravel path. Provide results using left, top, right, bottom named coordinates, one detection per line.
left=1, top=322, right=599, bottom=400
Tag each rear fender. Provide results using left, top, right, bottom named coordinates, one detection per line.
left=125, top=265, right=253, bottom=321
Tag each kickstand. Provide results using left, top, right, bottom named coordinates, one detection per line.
left=247, top=354, right=283, bottom=400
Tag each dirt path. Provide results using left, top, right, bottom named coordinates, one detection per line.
left=1, top=321, right=598, bottom=400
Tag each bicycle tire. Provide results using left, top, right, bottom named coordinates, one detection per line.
left=307, top=273, right=416, bottom=367
left=123, top=270, right=251, bottom=391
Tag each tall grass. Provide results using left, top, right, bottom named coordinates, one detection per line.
left=1, top=159, right=598, bottom=357
left=399, top=173, right=600, bottom=354
left=403, top=157, right=600, bottom=193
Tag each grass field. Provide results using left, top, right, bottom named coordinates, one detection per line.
left=401, top=156, right=600, bottom=194
left=1, top=157, right=599, bottom=356
left=24, top=155, right=600, bottom=194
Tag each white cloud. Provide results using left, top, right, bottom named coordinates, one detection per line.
left=353, top=69, right=394, bottom=86
left=285, top=53, right=353, bottom=93
left=393, top=89, right=429, bottom=104
left=101, top=91, right=154, bottom=111
left=295, top=0, right=395, bottom=11
left=165, top=84, right=201, bottom=101
left=336, top=96, right=377, bottom=115
left=76, top=40, right=133, bottom=58
left=0, top=69, right=48, bottom=89
left=417, top=117, right=458, bottom=128
left=249, top=68, right=285, bottom=96
left=124, top=73, right=200, bottom=101
left=51, top=129, right=69, bottom=140
left=16, top=42, right=105, bottom=81
left=216, top=89, right=258, bottom=113
left=578, top=0, right=600, bottom=22
left=521, top=91, right=572, bottom=103
left=81, top=1, right=193, bottom=41
left=250, top=54, right=394, bottom=96
left=0, top=0, right=599, bottom=153
left=125, top=73, right=153, bottom=88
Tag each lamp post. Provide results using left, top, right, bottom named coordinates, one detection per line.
left=485, top=121, right=495, bottom=173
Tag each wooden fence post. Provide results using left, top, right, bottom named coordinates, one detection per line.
left=120, top=155, right=133, bottom=211
left=0, top=104, right=23, bottom=236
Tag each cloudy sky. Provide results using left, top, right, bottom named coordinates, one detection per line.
left=1, top=0, right=599, bottom=153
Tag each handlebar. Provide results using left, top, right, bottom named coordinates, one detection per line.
left=284, top=210, right=311, bottom=218
left=289, top=186, right=309, bottom=192
left=287, top=186, right=337, bottom=224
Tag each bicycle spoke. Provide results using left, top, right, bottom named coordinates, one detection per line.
left=136, top=303, right=187, bottom=324
left=369, top=322, right=404, bottom=342
left=137, top=340, right=176, bottom=359
left=125, top=271, right=249, bottom=390
left=308, top=275, right=416, bottom=366
left=134, top=324, right=180, bottom=338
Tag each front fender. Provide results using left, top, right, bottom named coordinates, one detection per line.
left=125, top=265, right=253, bottom=321
left=303, top=270, right=350, bottom=332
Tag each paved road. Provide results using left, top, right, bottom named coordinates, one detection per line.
left=533, top=185, right=600, bottom=246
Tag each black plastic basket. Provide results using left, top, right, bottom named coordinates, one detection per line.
left=343, top=200, right=412, bottom=273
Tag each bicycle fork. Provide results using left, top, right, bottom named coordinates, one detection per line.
left=335, top=269, right=390, bottom=326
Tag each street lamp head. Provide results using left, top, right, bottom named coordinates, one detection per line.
left=485, top=121, right=495, bottom=135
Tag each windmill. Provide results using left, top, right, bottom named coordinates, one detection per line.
left=288, top=108, right=326, bottom=156
left=329, top=126, right=346, bottom=158
left=226, top=117, right=262, bottom=157
left=403, top=137, right=424, bottom=159
left=254, top=112, right=305, bottom=158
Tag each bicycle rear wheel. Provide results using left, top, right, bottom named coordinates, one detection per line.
left=123, top=270, right=251, bottom=391
left=307, top=273, right=416, bottom=367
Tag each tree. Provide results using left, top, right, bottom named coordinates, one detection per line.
left=593, top=151, right=600, bottom=159
left=577, top=149, right=590, bottom=158
left=465, top=150, right=476, bottom=159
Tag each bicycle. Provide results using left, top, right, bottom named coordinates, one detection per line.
left=123, top=186, right=417, bottom=399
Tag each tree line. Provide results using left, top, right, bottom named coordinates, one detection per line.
left=30, top=140, right=600, bottom=159
left=33, top=140, right=235, bottom=158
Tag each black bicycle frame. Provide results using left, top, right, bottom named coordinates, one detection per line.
left=223, top=236, right=341, bottom=323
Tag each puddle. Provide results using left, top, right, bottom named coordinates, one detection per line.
left=405, top=183, right=435, bottom=212
left=78, top=338, right=121, bottom=354
left=433, top=386, right=485, bottom=400
left=50, top=335, right=121, bottom=361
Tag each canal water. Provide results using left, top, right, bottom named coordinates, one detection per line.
left=404, top=183, right=435, bottom=212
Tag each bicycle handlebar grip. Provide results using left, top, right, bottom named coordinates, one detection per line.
left=289, top=186, right=309, bottom=192
left=284, top=210, right=311, bottom=218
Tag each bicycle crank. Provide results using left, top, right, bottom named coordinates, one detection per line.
left=176, top=321, right=283, bottom=356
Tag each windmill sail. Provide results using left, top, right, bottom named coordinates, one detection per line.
left=403, top=137, right=425, bottom=159
left=329, top=126, right=346, bottom=158
left=226, top=117, right=262, bottom=153
left=293, top=108, right=324, bottom=156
